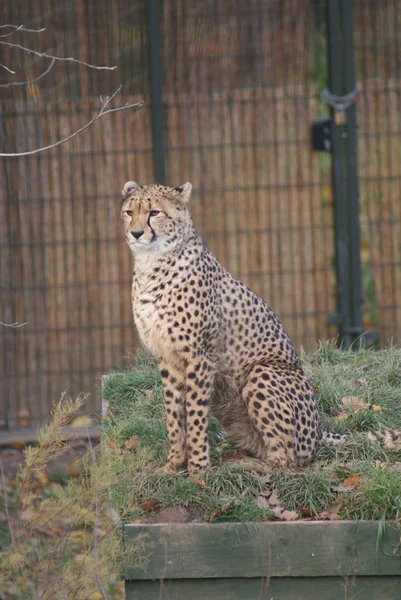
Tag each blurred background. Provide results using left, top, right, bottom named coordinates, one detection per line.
left=1, top=0, right=401, bottom=437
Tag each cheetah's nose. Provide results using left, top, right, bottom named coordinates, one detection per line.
left=131, top=230, right=144, bottom=240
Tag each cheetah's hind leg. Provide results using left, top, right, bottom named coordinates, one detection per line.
left=241, top=363, right=320, bottom=469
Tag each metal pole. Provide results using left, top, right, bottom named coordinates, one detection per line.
left=327, top=0, right=352, bottom=347
left=342, top=0, right=364, bottom=344
left=147, top=0, right=166, bottom=184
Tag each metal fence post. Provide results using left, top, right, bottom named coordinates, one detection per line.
left=327, top=0, right=363, bottom=347
left=342, top=0, right=363, bottom=345
left=147, top=0, right=166, bottom=184
left=327, top=0, right=352, bottom=347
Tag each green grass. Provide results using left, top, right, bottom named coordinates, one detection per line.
left=102, top=342, right=401, bottom=523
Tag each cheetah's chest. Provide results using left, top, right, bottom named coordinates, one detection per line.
left=133, top=292, right=172, bottom=358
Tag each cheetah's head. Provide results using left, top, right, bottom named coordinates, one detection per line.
left=121, top=182, right=193, bottom=256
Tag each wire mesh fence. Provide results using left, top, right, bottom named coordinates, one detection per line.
left=0, top=0, right=151, bottom=431
left=1, top=0, right=401, bottom=433
left=353, top=0, right=401, bottom=344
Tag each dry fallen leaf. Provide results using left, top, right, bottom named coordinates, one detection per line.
left=270, top=506, right=285, bottom=518
left=280, top=509, right=299, bottom=521
left=208, top=501, right=232, bottom=522
left=255, top=495, right=270, bottom=509
left=268, top=505, right=299, bottom=521
left=317, top=510, right=342, bottom=521
left=267, top=488, right=280, bottom=506
left=341, top=396, right=368, bottom=413
left=106, top=440, right=120, bottom=454
left=337, top=396, right=371, bottom=421
left=299, top=507, right=314, bottom=517
left=124, top=435, right=139, bottom=450
left=332, top=474, right=361, bottom=492
left=139, top=498, right=161, bottom=513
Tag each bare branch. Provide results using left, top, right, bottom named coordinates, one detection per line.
left=0, top=62, right=16, bottom=74
left=0, top=25, right=44, bottom=39
left=0, top=58, right=55, bottom=88
left=0, top=321, right=28, bottom=327
left=0, top=39, right=117, bottom=71
left=0, top=24, right=46, bottom=35
left=0, top=87, right=143, bottom=157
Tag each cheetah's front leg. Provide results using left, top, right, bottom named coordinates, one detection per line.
left=185, top=355, right=215, bottom=476
left=159, top=362, right=187, bottom=472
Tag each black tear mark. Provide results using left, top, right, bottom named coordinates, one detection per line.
left=147, top=215, right=157, bottom=242
left=174, top=186, right=184, bottom=193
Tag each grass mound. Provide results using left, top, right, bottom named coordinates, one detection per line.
left=102, top=343, right=401, bottom=523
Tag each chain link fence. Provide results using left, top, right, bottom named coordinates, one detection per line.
left=1, top=0, right=400, bottom=433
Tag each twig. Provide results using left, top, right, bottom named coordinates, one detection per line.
left=0, top=321, right=28, bottom=327
left=0, top=39, right=117, bottom=71
left=50, top=578, right=68, bottom=600
left=0, top=24, right=46, bottom=35
left=0, top=57, right=55, bottom=88
left=0, top=61, right=15, bottom=74
left=87, top=429, right=109, bottom=600
left=1, top=460, right=42, bottom=600
left=0, top=86, right=143, bottom=157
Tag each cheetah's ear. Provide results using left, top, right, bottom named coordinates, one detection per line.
left=121, top=181, right=140, bottom=199
left=172, top=182, right=192, bottom=204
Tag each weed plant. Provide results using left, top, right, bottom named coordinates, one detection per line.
left=0, top=395, right=144, bottom=599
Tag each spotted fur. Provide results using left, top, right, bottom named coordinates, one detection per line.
left=121, top=181, right=401, bottom=476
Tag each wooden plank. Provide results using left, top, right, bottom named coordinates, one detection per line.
left=126, top=576, right=401, bottom=600
left=0, top=426, right=101, bottom=446
left=124, top=521, right=401, bottom=580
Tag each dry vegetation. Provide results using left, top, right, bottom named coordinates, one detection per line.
left=0, top=395, right=143, bottom=600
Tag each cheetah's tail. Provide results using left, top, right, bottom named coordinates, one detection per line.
left=320, top=430, right=349, bottom=447
left=320, top=428, right=401, bottom=450
left=377, top=429, right=401, bottom=450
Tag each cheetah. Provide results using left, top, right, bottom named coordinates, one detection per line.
left=121, top=181, right=401, bottom=476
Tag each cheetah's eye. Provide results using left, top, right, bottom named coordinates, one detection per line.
left=125, top=210, right=133, bottom=217
left=149, top=210, right=160, bottom=217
